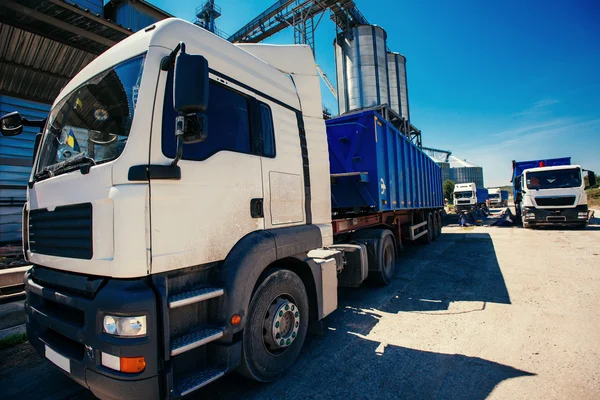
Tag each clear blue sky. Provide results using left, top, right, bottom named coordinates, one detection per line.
left=150, top=0, right=600, bottom=186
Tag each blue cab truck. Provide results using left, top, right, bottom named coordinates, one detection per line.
left=512, top=157, right=597, bottom=228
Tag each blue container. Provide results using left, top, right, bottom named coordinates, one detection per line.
left=476, top=188, right=489, bottom=204
left=326, top=110, right=443, bottom=212
left=512, top=157, right=571, bottom=180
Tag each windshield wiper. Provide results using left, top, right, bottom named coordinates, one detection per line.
left=34, top=154, right=96, bottom=182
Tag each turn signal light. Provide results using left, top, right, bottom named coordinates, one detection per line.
left=102, top=352, right=146, bottom=373
left=120, top=356, right=146, bottom=373
left=231, top=314, right=242, bottom=325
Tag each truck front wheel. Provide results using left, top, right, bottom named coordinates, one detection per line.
left=238, top=269, right=309, bottom=382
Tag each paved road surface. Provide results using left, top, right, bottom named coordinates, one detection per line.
left=2, top=221, right=600, bottom=399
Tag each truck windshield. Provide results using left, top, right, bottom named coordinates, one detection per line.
left=454, top=191, right=473, bottom=199
left=489, top=194, right=499, bottom=199
left=36, top=54, right=146, bottom=175
left=526, top=168, right=581, bottom=189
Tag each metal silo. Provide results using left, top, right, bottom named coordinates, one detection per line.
left=449, top=156, right=485, bottom=188
left=437, top=162, right=451, bottom=182
left=387, top=52, right=410, bottom=121
left=335, top=25, right=389, bottom=114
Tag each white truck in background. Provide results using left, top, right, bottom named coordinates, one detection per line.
left=512, top=158, right=596, bottom=229
left=488, top=188, right=509, bottom=207
left=453, top=182, right=489, bottom=212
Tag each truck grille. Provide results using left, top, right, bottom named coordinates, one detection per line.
left=29, top=203, right=93, bottom=259
left=535, top=196, right=576, bottom=207
left=457, top=200, right=470, bottom=204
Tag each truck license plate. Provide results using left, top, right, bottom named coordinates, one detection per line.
left=45, top=345, right=71, bottom=373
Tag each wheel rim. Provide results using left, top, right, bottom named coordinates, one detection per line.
left=262, top=296, right=300, bottom=354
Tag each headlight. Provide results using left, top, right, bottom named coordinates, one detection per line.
left=103, top=315, right=147, bottom=337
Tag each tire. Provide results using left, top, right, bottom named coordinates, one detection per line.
left=420, top=212, right=433, bottom=244
left=431, top=211, right=439, bottom=241
left=436, top=211, right=443, bottom=237
left=370, top=234, right=396, bottom=285
left=238, top=269, right=309, bottom=382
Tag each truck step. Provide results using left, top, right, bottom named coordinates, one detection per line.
left=177, top=367, right=227, bottom=396
left=168, top=287, right=224, bottom=309
left=171, top=327, right=224, bottom=356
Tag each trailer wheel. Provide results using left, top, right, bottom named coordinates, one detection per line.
left=238, top=268, right=309, bottom=382
left=432, top=211, right=440, bottom=240
left=435, top=211, right=443, bottom=237
left=370, top=234, right=396, bottom=285
left=420, top=213, right=433, bottom=244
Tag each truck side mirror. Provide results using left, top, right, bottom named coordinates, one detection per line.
left=174, top=52, right=209, bottom=114
left=587, top=171, right=597, bottom=188
left=0, top=111, right=24, bottom=136
left=174, top=52, right=208, bottom=144
left=169, top=43, right=209, bottom=166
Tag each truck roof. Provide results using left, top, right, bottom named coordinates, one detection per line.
left=522, top=164, right=581, bottom=174
left=511, top=157, right=571, bottom=180
left=53, top=18, right=320, bottom=117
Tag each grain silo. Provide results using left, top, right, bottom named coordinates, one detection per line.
left=449, top=156, right=485, bottom=187
left=335, top=25, right=389, bottom=114
left=386, top=52, right=409, bottom=121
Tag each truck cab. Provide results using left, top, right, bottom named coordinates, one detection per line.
left=453, top=182, right=488, bottom=212
left=513, top=161, right=596, bottom=228
left=488, top=188, right=508, bottom=207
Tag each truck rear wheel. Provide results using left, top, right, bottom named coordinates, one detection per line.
left=420, top=213, right=434, bottom=244
left=436, top=211, right=443, bottom=237
left=238, top=269, right=309, bottom=382
left=432, top=211, right=440, bottom=240
left=370, top=234, right=396, bottom=285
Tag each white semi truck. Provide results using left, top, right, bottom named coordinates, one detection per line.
left=512, top=158, right=596, bottom=229
left=488, top=188, right=509, bottom=207
left=0, top=19, right=445, bottom=399
left=453, top=182, right=489, bottom=212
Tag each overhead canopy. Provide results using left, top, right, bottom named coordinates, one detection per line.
left=0, top=0, right=133, bottom=103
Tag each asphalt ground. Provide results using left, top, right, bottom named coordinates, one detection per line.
left=1, top=218, right=599, bottom=399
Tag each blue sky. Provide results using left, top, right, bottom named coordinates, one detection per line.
left=151, top=0, right=600, bottom=186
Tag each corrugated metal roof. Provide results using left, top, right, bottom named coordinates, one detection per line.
left=0, top=0, right=132, bottom=54
left=0, top=0, right=135, bottom=102
left=0, top=23, right=96, bottom=102
left=448, top=155, right=481, bottom=168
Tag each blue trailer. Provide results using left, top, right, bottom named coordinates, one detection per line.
left=326, top=109, right=444, bottom=244
left=476, top=188, right=489, bottom=204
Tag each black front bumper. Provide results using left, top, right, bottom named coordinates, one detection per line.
left=25, top=266, right=161, bottom=400
left=523, top=205, right=588, bottom=225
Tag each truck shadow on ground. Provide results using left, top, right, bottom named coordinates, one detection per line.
left=0, top=228, right=527, bottom=400
left=201, top=231, right=529, bottom=399
left=381, top=231, right=511, bottom=313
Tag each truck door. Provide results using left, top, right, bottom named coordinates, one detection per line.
left=148, top=71, right=264, bottom=274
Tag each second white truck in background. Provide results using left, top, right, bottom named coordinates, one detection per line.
left=488, top=188, right=509, bottom=207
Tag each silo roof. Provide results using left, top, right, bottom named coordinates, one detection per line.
left=449, top=155, right=481, bottom=168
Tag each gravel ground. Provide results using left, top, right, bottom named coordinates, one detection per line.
left=1, top=219, right=599, bottom=400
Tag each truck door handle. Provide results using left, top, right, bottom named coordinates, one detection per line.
left=250, top=198, right=264, bottom=218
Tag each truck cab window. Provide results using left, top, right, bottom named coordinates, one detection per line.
left=162, top=71, right=251, bottom=160
left=259, top=103, right=275, bottom=157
